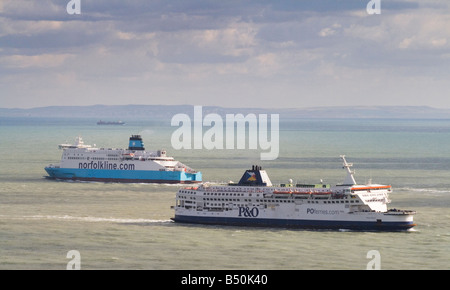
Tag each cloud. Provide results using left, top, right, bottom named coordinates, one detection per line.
left=1, top=0, right=450, bottom=109
left=0, top=53, right=73, bottom=68
left=154, top=20, right=257, bottom=64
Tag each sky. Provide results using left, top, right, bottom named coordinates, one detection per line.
left=1, top=0, right=450, bottom=109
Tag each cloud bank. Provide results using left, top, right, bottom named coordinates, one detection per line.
left=1, top=0, right=450, bottom=109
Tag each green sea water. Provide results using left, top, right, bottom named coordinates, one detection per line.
left=0, top=117, right=449, bottom=269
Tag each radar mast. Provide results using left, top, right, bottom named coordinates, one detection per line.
left=340, top=155, right=356, bottom=185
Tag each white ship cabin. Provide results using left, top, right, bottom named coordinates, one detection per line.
left=175, top=183, right=377, bottom=214
left=57, top=135, right=197, bottom=173
left=176, top=159, right=392, bottom=213
left=59, top=135, right=175, bottom=161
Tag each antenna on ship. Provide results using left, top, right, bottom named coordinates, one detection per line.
left=340, top=155, right=356, bottom=185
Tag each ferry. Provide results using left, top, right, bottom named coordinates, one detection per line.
left=97, top=120, right=125, bottom=125
left=172, top=156, right=416, bottom=231
left=45, top=135, right=202, bottom=183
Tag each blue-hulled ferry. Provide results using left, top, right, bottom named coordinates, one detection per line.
left=45, top=135, right=202, bottom=183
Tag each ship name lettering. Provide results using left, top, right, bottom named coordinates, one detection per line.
left=78, top=161, right=135, bottom=171
left=307, top=208, right=341, bottom=215
left=238, top=206, right=259, bottom=218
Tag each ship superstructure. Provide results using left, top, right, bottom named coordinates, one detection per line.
left=172, top=156, right=415, bottom=231
left=45, top=135, right=202, bottom=183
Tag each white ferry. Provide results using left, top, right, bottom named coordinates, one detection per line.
left=45, top=135, right=202, bottom=183
left=172, top=156, right=416, bottom=231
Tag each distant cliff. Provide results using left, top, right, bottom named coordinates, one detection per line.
left=1, top=105, right=450, bottom=119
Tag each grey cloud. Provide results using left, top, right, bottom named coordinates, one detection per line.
left=1, top=0, right=450, bottom=109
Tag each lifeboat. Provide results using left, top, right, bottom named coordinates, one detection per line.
left=273, top=190, right=292, bottom=194
left=351, top=185, right=392, bottom=192
left=292, top=191, right=312, bottom=195
left=122, top=153, right=134, bottom=157
left=311, top=191, right=332, bottom=195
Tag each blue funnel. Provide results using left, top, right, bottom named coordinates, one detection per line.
left=128, top=135, right=145, bottom=151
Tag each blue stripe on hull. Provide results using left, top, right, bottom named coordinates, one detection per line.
left=173, top=215, right=415, bottom=231
left=45, top=167, right=202, bottom=183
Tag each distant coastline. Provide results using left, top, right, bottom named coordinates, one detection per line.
left=1, top=104, right=450, bottom=120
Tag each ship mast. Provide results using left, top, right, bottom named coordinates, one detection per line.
left=340, top=155, right=356, bottom=185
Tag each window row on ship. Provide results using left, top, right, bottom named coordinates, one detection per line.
left=178, top=195, right=361, bottom=204
left=179, top=190, right=272, bottom=197
left=65, top=156, right=119, bottom=161
left=178, top=191, right=361, bottom=203
left=179, top=190, right=247, bottom=197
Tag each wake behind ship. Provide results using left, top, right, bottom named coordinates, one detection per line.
left=172, top=156, right=416, bottom=231
left=45, top=135, right=202, bottom=183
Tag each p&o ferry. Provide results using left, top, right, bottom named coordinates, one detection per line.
left=172, top=156, right=416, bottom=231
left=45, top=135, right=202, bottom=183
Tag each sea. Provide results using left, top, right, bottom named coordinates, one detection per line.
left=0, top=116, right=449, bottom=270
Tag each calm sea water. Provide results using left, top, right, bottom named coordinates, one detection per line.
left=1, top=117, right=449, bottom=270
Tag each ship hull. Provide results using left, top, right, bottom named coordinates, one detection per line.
left=45, top=167, right=202, bottom=184
left=172, top=214, right=416, bottom=231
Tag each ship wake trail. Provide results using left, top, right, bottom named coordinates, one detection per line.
left=1, top=215, right=173, bottom=225
left=398, top=187, right=450, bottom=194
